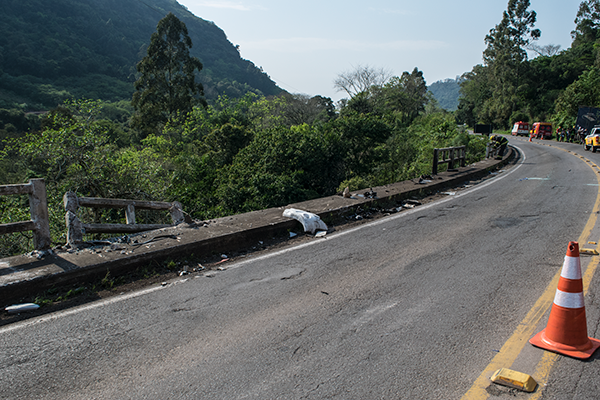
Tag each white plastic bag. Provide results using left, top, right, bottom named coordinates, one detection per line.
left=283, top=208, right=328, bottom=234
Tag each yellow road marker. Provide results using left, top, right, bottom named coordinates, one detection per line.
left=491, top=368, right=537, bottom=392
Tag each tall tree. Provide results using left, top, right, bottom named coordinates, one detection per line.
left=481, top=0, right=540, bottom=126
left=381, top=67, right=429, bottom=124
left=572, top=0, right=600, bottom=47
left=132, top=13, right=206, bottom=137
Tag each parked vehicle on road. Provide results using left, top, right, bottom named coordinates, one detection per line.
left=584, top=126, right=600, bottom=152
left=531, top=122, right=553, bottom=139
left=511, top=121, right=530, bottom=136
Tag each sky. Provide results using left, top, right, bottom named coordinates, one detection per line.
left=178, top=0, right=583, bottom=102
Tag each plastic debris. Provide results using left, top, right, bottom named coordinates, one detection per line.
left=442, top=192, right=456, bottom=196
left=289, top=232, right=298, bottom=238
left=315, top=230, right=327, bottom=237
left=283, top=208, right=328, bottom=234
left=5, top=303, right=40, bottom=314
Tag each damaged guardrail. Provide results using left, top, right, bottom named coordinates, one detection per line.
left=432, top=146, right=466, bottom=175
left=64, top=191, right=186, bottom=247
left=0, top=179, right=51, bottom=250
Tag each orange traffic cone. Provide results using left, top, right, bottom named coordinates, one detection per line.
left=529, top=242, right=600, bottom=359
left=529, top=135, right=532, bottom=142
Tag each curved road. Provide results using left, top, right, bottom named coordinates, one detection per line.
left=2, top=137, right=600, bottom=399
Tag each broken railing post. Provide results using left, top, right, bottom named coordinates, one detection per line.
left=28, top=179, right=52, bottom=250
left=0, top=179, right=51, bottom=250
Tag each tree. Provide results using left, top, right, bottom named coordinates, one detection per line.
left=132, top=13, right=206, bottom=137
left=572, top=0, right=600, bottom=47
left=526, top=43, right=561, bottom=57
left=380, top=67, right=429, bottom=124
left=333, top=65, right=392, bottom=98
left=480, top=0, right=541, bottom=127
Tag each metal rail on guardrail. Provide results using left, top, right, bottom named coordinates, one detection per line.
left=0, top=179, right=51, bottom=250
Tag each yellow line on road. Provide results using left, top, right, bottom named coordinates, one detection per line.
left=461, top=143, right=600, bottom=399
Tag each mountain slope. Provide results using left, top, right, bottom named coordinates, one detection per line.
left=0, top=0, right=282, bottom=109
left=428, top=77, right=461, bottom=111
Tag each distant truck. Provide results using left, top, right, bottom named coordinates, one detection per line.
left=531, top=122, right=553, bottom=140
left=474, top=124, right=493, bottom=135
left=511, top=121, right=530, bottom=137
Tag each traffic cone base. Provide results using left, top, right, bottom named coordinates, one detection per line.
left=529, top=327, right=600, bottom=360
left=529, top=242, right=600, bottom=359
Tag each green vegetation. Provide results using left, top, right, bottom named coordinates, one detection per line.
left=457, top=0, right=600, bottom=129
left=428, top=78, right=461, bottom=111
left=132, top=12, right=206, bottom=137
left=0, top=0, right=281, bottom=110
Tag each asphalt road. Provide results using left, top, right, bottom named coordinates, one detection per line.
left=2, top=137, right=600, bottom=399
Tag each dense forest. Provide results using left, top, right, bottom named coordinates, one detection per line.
left=1, top=0, right=598, bottom=257
left=0, top=0, right=281, bottom=109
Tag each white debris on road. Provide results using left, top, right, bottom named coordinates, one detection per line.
left=283, top=208, right=328, bottom=235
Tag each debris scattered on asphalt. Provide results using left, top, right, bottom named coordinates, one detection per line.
left=289, top=232, right=297, bottom=238
left=5, top=303, right=40, bottom=314
left=442, top=192, right=456, bottom=196
left=161, top=282, right=168, bottom=286
left=217, top=266, right=227, bottom=271
left=315, top=231, right=327, bottom=238
left=28, top=249, right=54, bottom=259
left=283, top=208, right=328, bottom=234
left=215, top=258, right=229, bottom=265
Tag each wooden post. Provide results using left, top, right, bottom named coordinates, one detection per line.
left=28, top=179, right=51, bottom=250
left=432, top=148, right=439, bottom=175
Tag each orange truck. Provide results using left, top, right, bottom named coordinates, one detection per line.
left=531, top=122, right=553, bottom=140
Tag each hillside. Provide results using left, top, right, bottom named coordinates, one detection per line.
left=0, top=0, right=283, bottom=109
left=428, top=77, right=461, bottom=111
